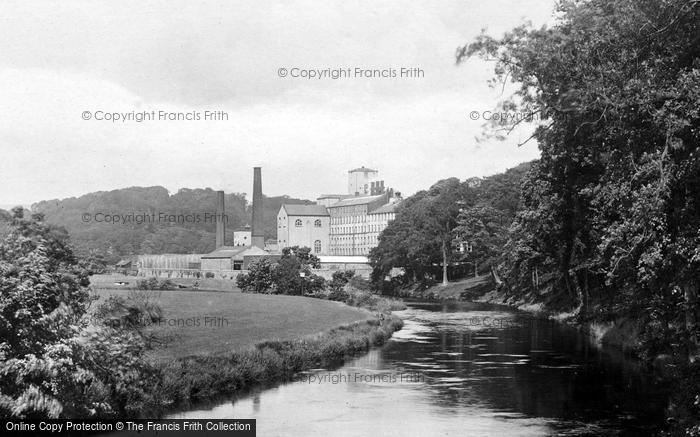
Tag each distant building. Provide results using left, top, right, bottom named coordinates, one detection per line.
left=264, top=238, right=279, bottom=252
left=316, top=194, right=353, bottom=207
left=233, top=229, right=251, bottom=246
left=115, top=257, right=138, bottom=275
left=201, top=246, right=279, bottom=277
left=348, top=166, right=379, bottom=196
left=277, top=204, right=330, bottom=255
left=327, top=190, right=399, bottom=256
left=317, top=255, right=373, bottom=278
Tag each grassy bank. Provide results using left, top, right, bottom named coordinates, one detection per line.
left=92, top=287, right=404, bottom=416
left=155, top=316, right=403, bottom=412
left=93, top=288, right=373, bottom=359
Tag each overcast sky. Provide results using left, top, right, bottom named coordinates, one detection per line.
left=0, top=0, right=556, bottom=207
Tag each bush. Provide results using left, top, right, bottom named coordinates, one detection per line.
left=348, top=275, right=372, bottom=291
left=137, top=277, right=178, bottom=290
left=238, top=248, right=326, bottom=295
left=237, top=259, right=274, bottom=293
left=204, top=272, right=215, bottom=278
left=137, top=277, right=160, bottom=290
left=328, top=288, right=349, bottom=302
left=344, top=287, right=407, bottom=312
left=329, top=270, right=355, bottom=292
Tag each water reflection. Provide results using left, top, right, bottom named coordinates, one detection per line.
left=173, top=301, right=668, bottom=436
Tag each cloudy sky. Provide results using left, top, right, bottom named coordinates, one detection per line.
left=0, top=0, right=556, bottom=207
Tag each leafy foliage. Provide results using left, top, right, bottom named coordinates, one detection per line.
left=28, top=188, right=314, bottom=263
left=0, top=208, right=160, bottom=419
left=370, top=164, right=530, bottom=289
left=456, top=0, right=700, bottom=432
left=237, top=246, right=326, bottom=295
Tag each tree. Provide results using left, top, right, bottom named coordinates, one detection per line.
left=0, top=208, right=158, bottom=419
left=458, top=1, right=699, bottom=431
left=453, top=204, right=508, bottom=273
left=371, top=178, right=472, bottom=286
left=458, top=0, right=700, bottom=314
left=272, top=246, right=324, bottom=295
left=236, top=258, right=275, bottom=292
left=237, top=247, right=325, bottom=295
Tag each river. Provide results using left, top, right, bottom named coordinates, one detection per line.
left=172, top=301, right=669, bottom=436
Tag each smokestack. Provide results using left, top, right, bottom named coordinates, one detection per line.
left=216, top=190, right=225, bottom=248
left=251, top=167, right=264, bottom=249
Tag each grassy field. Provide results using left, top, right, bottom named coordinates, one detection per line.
left=93, top=288, right=373, bottom=359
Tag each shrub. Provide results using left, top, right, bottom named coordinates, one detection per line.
left=329, top=270, right=355, bottom=292
left=328, top=287, right=349, bottom=302
left=137, top=277, right=160, bottom=290
left=348, top=275, right=372, bottom=291
left=137, top=277, right=178, bottom=290
left=204, top=271, right=215, bottom=278
left=237, top=259, right=274, bottom=293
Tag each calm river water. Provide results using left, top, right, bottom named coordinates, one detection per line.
left=172, top=301, right=669, bottom=436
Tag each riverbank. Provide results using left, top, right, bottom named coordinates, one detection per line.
left=93, top=288, right=374, bottom=359
left=157, top=316, right=404, bottom=414
left=411, top=276, right=642, bottom=351
left=94, top=287, right=404, bottom=416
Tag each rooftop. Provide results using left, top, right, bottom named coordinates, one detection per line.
left=348, top=166, right=377, bottom=173
left=327, top=194, right=385, bottom=208
left=201, top=246, right=249, bottom=259
left=202, top=245, right=271, bottom=259
left=369, top=202, right=400, bottom=214
left=281, top=204, right=329, bottom=216
left=317, top=193, right=354, bottom=200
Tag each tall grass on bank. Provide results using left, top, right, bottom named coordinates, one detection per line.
left=152, top=316, right=403, bottom=413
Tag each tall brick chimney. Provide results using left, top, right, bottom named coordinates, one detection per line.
left=215, top=190, right=225, bottom=248
left=251, top=167, right=264, bottom=249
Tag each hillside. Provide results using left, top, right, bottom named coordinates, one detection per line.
left=24, top=187, right=313, bottom=262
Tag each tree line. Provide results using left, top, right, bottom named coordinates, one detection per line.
left=1, top=187, right=315, bottom=265
left=371, top=1, right=699, bottom=432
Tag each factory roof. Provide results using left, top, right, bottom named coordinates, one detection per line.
left=317, top=193, right=353, bottom=200
left=348, top=166, right=377, bottom=173
left=201, top=246, right=248, bottom=259
left=348, top=165, right=377, bottom=173
left=368, top=202, right=400, bottom=214
left=202, top=246, right=269, bottom=259
left=281, top=204, right=329, bottom=216
left=327, top=194, right=385, bottom=208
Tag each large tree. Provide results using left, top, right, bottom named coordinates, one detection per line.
left=371, top=178, right=472, bottom=286
left=459, top=1, right=699, bottom=431
left=459, top=0, right=700, bottom=316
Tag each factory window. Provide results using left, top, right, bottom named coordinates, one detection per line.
left=295, top=219, right=302, bottom=227
left=314, top=219, right=322, bottom=227
left=314, top=240, right=321, bottom=253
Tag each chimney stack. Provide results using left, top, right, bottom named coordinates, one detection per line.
left=251, top=167, right=265, bottom=249
left=215, top=190, right=225, bottom=248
